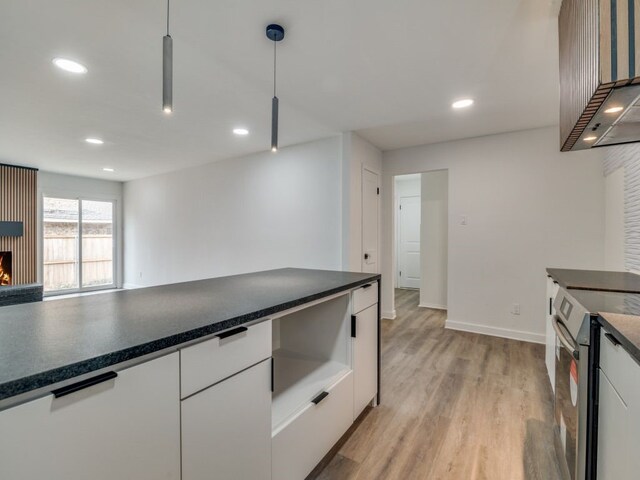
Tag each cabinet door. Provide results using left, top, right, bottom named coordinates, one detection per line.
left=598, top=369, right=631, bottom=480
left=353, top=303, right=378, bottom=418
left=182, top=358, right=271, bottom=480
left=0, top=353, right=181, bottom=480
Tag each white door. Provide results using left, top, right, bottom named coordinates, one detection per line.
left=398, top=195, right=421, bottom=288
left=362, top=168, right=379, bottom=273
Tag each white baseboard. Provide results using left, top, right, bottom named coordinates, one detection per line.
left=419, top=303, right=447, bottom=310
left=445, top=319, right=545, bottom=344
left=382, top=310, right=396, bottom=320
left=122, top=283, right=143, bottom=289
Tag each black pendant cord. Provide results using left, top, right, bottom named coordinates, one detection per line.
left=273, top=39, right=277, bottom=98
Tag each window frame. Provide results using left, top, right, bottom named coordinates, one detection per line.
left=41, top=194, right=118, bottom=296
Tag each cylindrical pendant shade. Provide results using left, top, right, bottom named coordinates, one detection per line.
left=163, top=35, right=173, bottom=113
left=271, top=96, right=279, bottom=151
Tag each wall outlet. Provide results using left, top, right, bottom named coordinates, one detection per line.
left=460, top=215, right=468, bottom=226
left=139, top=271, right=143, bottom=279
left=511, top=303, right=521, bottom=315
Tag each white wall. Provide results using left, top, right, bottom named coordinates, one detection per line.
left=38, top=171, right=124, bottom=287
left=604, top=167, right=625, bottom=270
left=342, top=133, right=383, bottom=272
left=381, top=126, right=605, bottom=343
left=420, top=170, right=448, bottom=310
left=124, top=137, right=343, bottom=287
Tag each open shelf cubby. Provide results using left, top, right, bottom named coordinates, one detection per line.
left=271, top=293, right=351, bottom=432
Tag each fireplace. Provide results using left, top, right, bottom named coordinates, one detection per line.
left=0, top=252, right=12, bottom=286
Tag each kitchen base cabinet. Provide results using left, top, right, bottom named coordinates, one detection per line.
left=0, top=352, right=181, bottom=480
left=272, top=371, right=354, bottom=480
left=181, top=358, right=272, bottom=480
left=598, top=328, right=640, bottom=480
left=545, top=275, right=559, bottom=393
left=353, top=303, right=378, bottom=419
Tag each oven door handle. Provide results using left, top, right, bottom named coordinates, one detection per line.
left=552, top=315, right=579, bottom=360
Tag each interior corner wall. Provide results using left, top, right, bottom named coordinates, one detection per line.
left=419, top=170, right=448, bottom=310
left=341, top=132, right=382, bottom=273
left=381, top=126, right=605, bottom=343
left=124, top=137, right=343, bottom=287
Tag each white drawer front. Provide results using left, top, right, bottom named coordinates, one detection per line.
left=600, top=328, right=640, bottom=404
left=352, top=282, right=378, bottom=314
left=272, top=370, right=354, bottom=480
left=181, top=320, right=271, bottom=398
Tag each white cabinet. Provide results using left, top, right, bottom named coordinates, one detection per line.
left=545, top=276, right=559, bottom=392
left=0, top=353, right=181, bottom=480
left=598, top=369, right=631, bottom=479
left=353, top=303, right=378, bottom=418
left=598, top=328, right=640, bottom=480
left=182, top=359, right=272, bottom=480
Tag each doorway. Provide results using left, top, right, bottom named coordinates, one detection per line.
left=393, top=171, right=448, bottom=311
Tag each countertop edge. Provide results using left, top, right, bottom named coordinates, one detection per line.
left=0, top=274, right=380, bottom=404
left=597, top=313, right=640, bottom=364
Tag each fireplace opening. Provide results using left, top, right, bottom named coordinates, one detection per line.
left=0, top=252, right=12, bottom=286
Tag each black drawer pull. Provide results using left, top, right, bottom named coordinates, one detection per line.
left=312, top=391, right=329, bottom=405
left=605, top=332, right=621, bottom=347
left=52, top=371, right=117, bottom=398
left=361, top=283, right=373, bottom=289
left=216, top=326, right=248, bottom=340
left=351, top=315, right=357, bottom=338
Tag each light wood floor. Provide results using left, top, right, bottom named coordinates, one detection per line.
left=311, top=288, right=562, bottom=480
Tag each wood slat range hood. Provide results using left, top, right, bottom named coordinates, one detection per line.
left=560, top=0, right=640, bottom=151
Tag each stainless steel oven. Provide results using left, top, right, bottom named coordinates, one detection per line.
left=552, top=290, right=596, bottom=480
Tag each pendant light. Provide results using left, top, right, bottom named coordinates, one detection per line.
left=163, top=0, right=173, bottom=114
left=266, top=24, right=285, bottom=152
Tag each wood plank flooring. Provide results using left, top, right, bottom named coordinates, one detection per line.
left=311, top=288, right=562, bottom=480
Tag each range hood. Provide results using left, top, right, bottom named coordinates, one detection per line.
left=559, top=0, right=640, bottom=151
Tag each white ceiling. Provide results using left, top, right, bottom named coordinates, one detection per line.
left=0, top=0, right=561, bottom=181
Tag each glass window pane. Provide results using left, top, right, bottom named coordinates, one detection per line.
left=43, top=197, right=79, bottom=292
left=81, top=200, right=113, bottom=287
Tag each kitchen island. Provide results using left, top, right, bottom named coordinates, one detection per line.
left=0, top=268, right=381, bottom=480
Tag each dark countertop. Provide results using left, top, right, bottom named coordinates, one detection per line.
left=547, top=268, right=640, bottom=293
left=599, top=311, right=640, bottom=364
left=0, top=268, right=379, bottom=403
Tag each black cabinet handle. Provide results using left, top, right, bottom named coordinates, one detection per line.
left=361, top=283, right=372, bottom=289
left=312, top=391, right=329, bottom=405
left=216, top=326, right=248, bottom=340
left=605, top=332, right=621, bottom=347
left=52, top=371, right=117, bottom=398
left=549, top=298, right=553, bottom=316
left=351, top=315, right=357, bottom=338
left=271, top=357, right=275, bottom=393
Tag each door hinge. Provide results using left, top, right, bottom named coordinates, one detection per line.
left=399, top=204, right=402, bottom=210
left=399, top=271, right=402, bottom=276
left=377, top=187, right=380, bottom=195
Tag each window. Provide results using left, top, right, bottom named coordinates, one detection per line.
left=43, top=197, right=116, bottom=293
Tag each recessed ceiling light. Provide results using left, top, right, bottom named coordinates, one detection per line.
left=452, top=98, right=474, bottom=109
left=584, top=135, right=598, bottom=142
left=52, top=57, right=87, bottom=74
left=233, top=128, right=249, bottom=136
left=85, top=138, right=104, bottom=145
left=103, top=167, right=115, bottom=172
left=604, top=106, right=624, bottom=114
left=163, top=107, right=172, bottom=114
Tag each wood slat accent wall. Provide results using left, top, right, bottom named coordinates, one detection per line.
left=0, top=164, right=38, bottom=285
left=559, top=0, right=601, bottom=150
left=560, top=0, right=640, bottom=151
